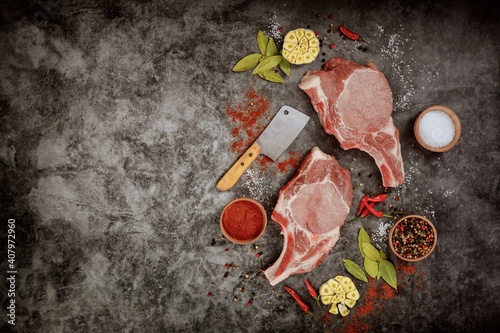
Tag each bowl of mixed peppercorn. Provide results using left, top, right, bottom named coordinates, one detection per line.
left=389, top=215, right=437, bottom=262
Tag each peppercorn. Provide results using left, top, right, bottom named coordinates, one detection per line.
left=328, top=29, right=332, bottom=33
left=223, top=272, right=229, bottom=278
left=224, top=248, right=229, bottom=252
left=307, top=24, right=311, bottom=28
left=279, top=27, right=283, bottom=31
left=329, top=14, right=333, bottom=19
left=208, top=292, right=212, bottom=296
left=329, top=23, right=333, bottom=27
left=330, top=44, right=334, bottom=49
left=317, top=13, right=321, bottom=17
left=248, top=299, right=253, bottom=306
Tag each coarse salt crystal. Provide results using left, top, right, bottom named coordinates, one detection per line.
left=418, top=110, right=455, bottom=148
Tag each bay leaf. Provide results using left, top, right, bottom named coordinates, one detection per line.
left=358, top=227, right=371, bottom=258
left=379, top=259, right=398, bottom=290
left=343, top=259, right=368, bottom=283
left=258, top=69, right=284, bottom=83
left=364, top=257, right=379, bottom=278
left=257, top=30, right=269, bottom=55
left=266, top=38, right=279, bottom=57
left=379, top=249, right=387, bottom=260
left=232, top=53, right=262, bottom=72
left=362, top=243, right=382, bottom=262
left=252, top=55, right=283, bottom=75
left=279, top=54, right=291, bottom=77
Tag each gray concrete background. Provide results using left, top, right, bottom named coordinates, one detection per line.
left=0, top=0, right=499, bottom=332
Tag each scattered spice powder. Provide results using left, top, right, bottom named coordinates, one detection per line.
left=225, top=88, right=303, bottom=174
left=226, top=88, right=271, bottom=157
left=323, top=266, right=425, bottom=331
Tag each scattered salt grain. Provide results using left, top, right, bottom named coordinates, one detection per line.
left=418, top=111, right=455, bottom=148
left=266, top=13, right=284, bottom=42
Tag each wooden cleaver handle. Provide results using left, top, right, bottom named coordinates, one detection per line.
left=216, top=142, right=261, bottom=191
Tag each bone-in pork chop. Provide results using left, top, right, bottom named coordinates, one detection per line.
left=264, top=147, right=352, bottom=286
left=299, top=57, right=404, bottom=187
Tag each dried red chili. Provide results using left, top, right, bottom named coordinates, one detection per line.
left=284, top=286, right=316, bottom=318
left=304, top=280, right=321, bottom=309
left=348, top=201, right=376, bottom=223
left=356, top=196, right=370, bottom=216
left=364, top=203, right=391, bottom=218
left=339, top=25, right=371, bottom=47
left=366, top=192, right=391, bottom=203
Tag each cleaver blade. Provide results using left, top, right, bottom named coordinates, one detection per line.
left=217, top=105, right=310, bottom=191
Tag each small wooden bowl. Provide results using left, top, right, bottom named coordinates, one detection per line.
left=389, top=215, right=437, bottom=262
left=220, top=197, right=267, bottom=244
left=414, top=105, right=461, bottom=152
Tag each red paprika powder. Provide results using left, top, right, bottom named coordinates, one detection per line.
left=222, top=200, right=264, bottom=241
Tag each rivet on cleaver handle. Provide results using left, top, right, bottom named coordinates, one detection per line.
left=216, top=106, right=310, bottom=191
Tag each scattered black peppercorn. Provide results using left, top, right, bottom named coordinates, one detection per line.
left=307, top=24, right=311, bottom=28
left=327, top=29, right=332, bottom=33
left=322, top=59, right=325, bottom=62
left=362, top=47, right=368, bottom=52
left=322, top=52, right=326, bottom=56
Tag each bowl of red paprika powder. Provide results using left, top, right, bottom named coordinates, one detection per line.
left=389, top=215, right=437, bottom=262
left=220, top=197, right=267, bottom=244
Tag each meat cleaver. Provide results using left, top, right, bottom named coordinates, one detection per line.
left=217, top=105, right=310, bottom=191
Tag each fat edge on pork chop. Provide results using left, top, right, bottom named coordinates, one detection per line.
left=264, top=147, right=353, bottom=286
left=299, top=57, right=405, bottom=187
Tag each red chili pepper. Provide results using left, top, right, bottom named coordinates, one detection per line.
left=364, top=203, right=392, bottom=218
left=339, top=25, right=371, bottom=47
left=284, top=286, right=316, bottom=318
left=348, top=201, right=376, bottom=223
left=357, top=196, right=370, bottom=216
left=366, top=192, right=391, bottom=203
left=304, top=280, right=321, bottom=309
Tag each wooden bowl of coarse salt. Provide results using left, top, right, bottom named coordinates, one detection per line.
left=414, top=105, right=461, bottom=152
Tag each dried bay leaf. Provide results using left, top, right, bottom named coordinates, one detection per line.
left=358, top=227, right=371, bottom=258
left=232, top=54, right=262, bottom=72
left=379, top=249, right=387, bottom=260
left=266, top=38, right=279, bottom=57
left=362, top=243, right=382, bottom=262
left=258, top=69, right=284, bottom=83
left=251, top=55, right=283, bottom=75
left=379, top=259, right=397, bottom=290
left=257, top=30, right=269, bottom=55
left=279, top=55, right=291, bottom=77
left=364, top=257, right=379, bottom=278
left=343, top=259, right=368, bottom=282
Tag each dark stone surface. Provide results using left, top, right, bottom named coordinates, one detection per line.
left=0, top=0, right=499, bottom=332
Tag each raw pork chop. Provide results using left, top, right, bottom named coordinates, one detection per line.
left=265, top=147, right=352, bottom=286
left=299, top=57, right=404, bottom=187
